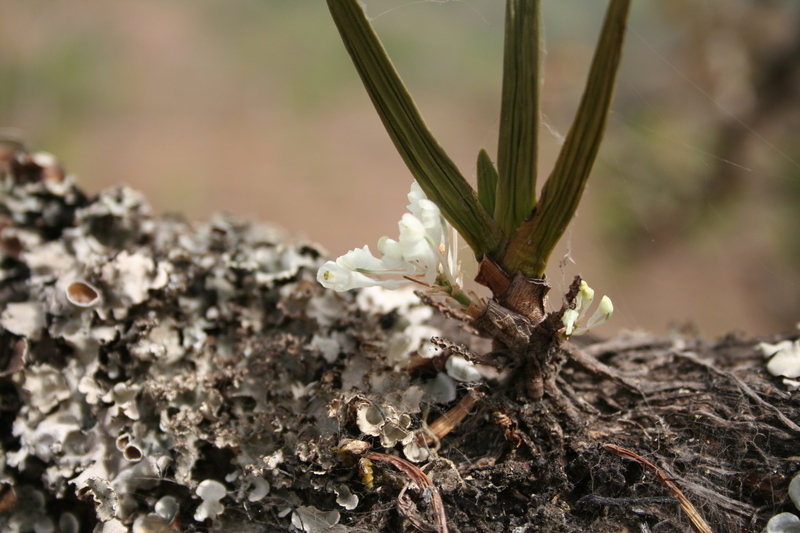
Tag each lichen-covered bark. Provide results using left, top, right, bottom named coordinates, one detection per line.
left=1, top=147, right=798, bottom=533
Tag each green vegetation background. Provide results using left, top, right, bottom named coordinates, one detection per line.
left=2, top=0, right=799, bottom=337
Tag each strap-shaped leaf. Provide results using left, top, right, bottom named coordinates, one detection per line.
left=327, top=0, right=505, bottom=259
left=476, top=148, right=499, bottom=217
left=501, top=0, right=631, bottom=278
left=495, top=0, right=541, bottom=236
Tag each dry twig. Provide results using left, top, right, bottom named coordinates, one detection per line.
left=603, top=444, right=714, bottom=533
left=423, top=389, right=482, bottom=445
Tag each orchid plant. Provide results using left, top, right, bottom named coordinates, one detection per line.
left=321, top=0, right=630, bottom=396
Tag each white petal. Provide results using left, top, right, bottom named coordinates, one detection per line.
left=407, top=181, right=427, bottom=208
left=410, top=198, right=443, bottom=245
left=317, top=262, right=355, bottom=291
left=399, top=214, right=438, bottom=279
left=585, top=295, right=613, bottom=330
left=377, top=237, right=407, bottom=269
left=317, top=262, right=399, bottom=291
left=759, top=340, right=794, bottom=359
left=336, top=245, right=385, bottom=272
left=562, top=308, right=579, bottom=336
left=349, top=271, right=406, bottom=290
left=783, top=378, right=800, bottom=391
left=575, top=281, right=595, bottom=320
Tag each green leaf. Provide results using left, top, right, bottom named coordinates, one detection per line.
left=326, top=0, right=505, bottom=259
left=476, top=148, right=499, bottom=217
left=501, top=0, right=631, bottom=278
left=494, top=0, right=541, bottom=236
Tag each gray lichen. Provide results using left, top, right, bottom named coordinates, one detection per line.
left=0, top=146, right=464, bottom=532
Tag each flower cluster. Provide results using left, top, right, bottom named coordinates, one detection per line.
left=562, top=280, right=613, bottom=337
left=317, top=182, right=467, bottom=303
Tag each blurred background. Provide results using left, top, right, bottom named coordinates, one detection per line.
left=1, top=0, right=799, bottom=338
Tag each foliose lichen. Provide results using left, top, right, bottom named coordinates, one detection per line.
left=0, top=145, right=479, bottom=531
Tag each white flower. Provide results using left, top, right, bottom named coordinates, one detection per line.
left=317, top=181, right=462, bottom=295
left=563, top=281, right=613, bottom=337
left=337, top=245, right=386, bottom=272
left=408, top=195, right=444, bottom=245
